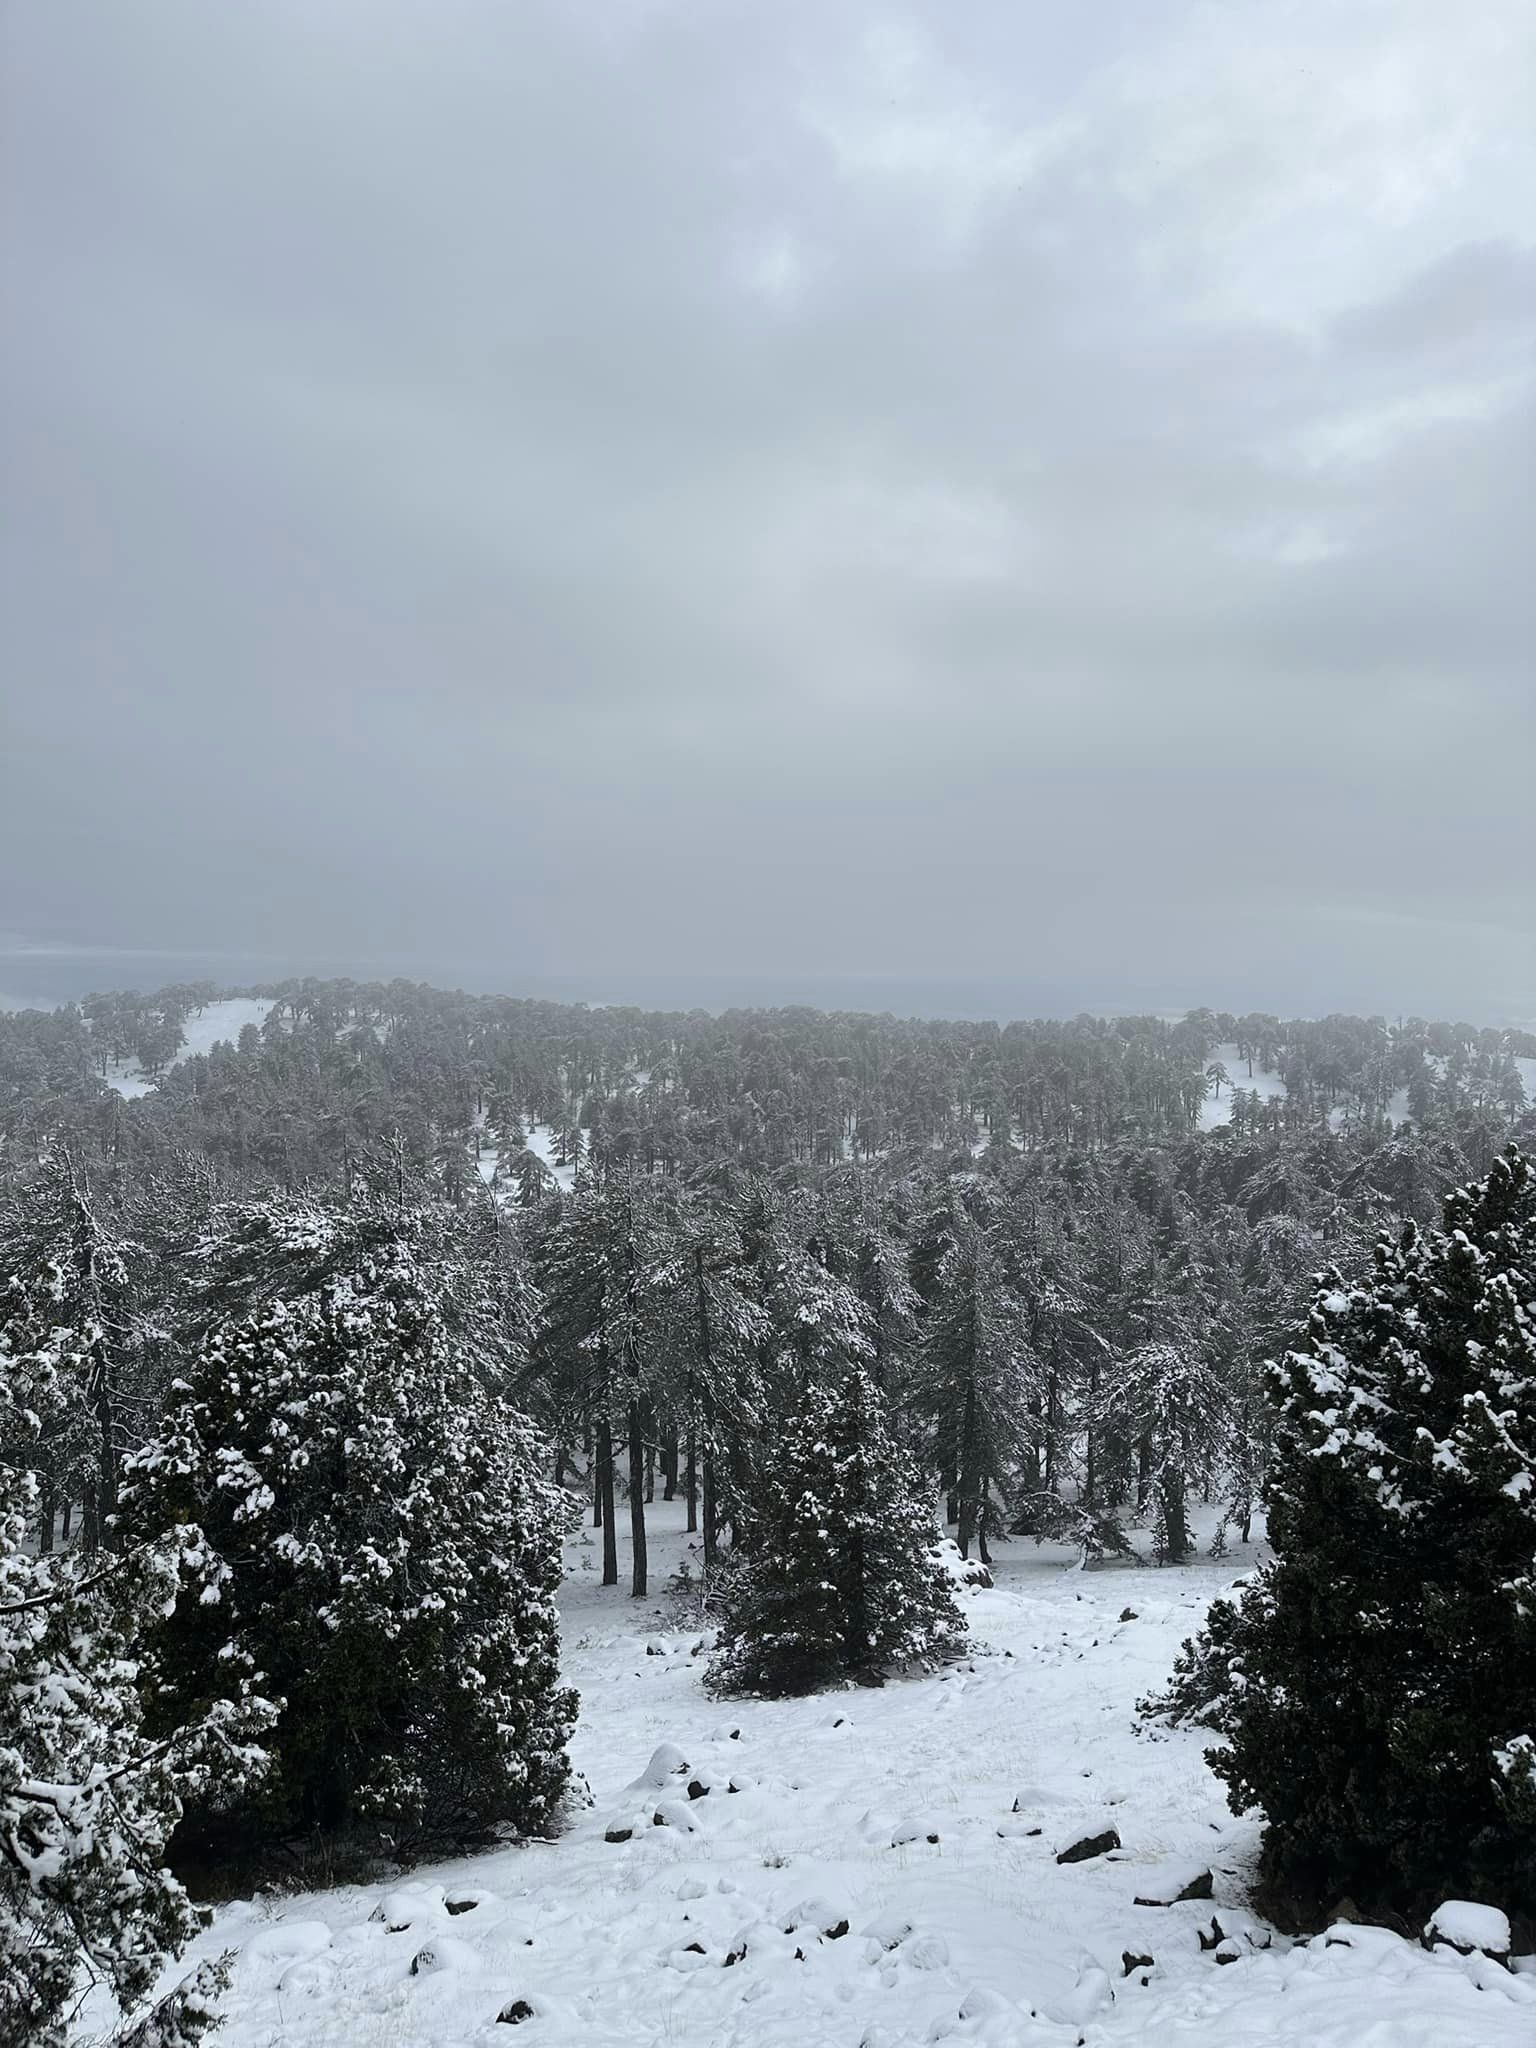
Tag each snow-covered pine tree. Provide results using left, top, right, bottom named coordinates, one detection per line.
left=1181, top=1145, right=1536, bottom=1927
left=0, top=1160, right=147, bottom=1553
left=1, top=1285, right=271, bottom=2048
left=917, top=1206, right=1036, bottom=1564
left=667, top=1186, right=770, bottom=1574
left=708, top=1360, right=966, bottom=1697
left=119, top=1187, right=575, bottom=1863
left=1097, top=1338, right=1228, bottom=1563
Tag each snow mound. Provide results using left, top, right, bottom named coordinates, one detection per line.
left=1424, top=1899, right=1512, bottom=1958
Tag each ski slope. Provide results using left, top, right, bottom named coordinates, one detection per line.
left=139, top=1505, right=1532, bottom=2048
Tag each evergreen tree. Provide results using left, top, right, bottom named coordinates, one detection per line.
left=708, top=1360, right=966, bottom=1697
left=1, top=1296, right=271, bottom=2048
left=918, top=1206, right=1036, bottom=1563
left=119, top=1189, right=575, bottom=1861
left=1179, top=1146, right=1536, bottom=1927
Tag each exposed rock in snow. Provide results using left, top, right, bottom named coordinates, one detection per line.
left=1133, top=1862, right=1215, bottom=1905
left=1424, top=1900, right=1512, bottom=1961
left=1056, top=1823, right=1122, bottom=1864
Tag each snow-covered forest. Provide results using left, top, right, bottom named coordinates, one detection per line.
left=2, top=981, right=1533, bottom=2045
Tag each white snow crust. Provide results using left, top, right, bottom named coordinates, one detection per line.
left=128, top=1504, right=1534, bottom=2047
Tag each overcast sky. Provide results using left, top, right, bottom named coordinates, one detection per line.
left=3, top=1, right=1532, bottom=1021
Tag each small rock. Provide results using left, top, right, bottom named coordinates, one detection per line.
left=1214, top=1940, right=1242, bottom=1965
left=1119, top=1608, right=1138, bottom=1622
left=687, top=1779, right=710, bottom=1801
left=444, top=1897, right=479, bottom=1917
left=1122, top=1951, right=1154, bottom=1977
left=1197, top=1918, right=1226, bottom=1952
left=497, top=1999, right=536, bottom=2024
left=1056, top=1828, right=1121, bottom=1865
left=1134, top=1867, right=1213, bottom=1907
left=1423, top=1900, right=1512, bottom=1963
left=683, top=1942, right=705, bottom=1955
left=604, top=1826, right=633, bottom=1844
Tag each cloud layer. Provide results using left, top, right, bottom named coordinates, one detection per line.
left=3, top=1, right=1532, bottom=1018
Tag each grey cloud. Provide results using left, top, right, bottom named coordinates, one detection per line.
left=2, top=1, right=1532, bottom=1022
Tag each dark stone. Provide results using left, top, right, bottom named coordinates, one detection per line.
left=1197, top=1918, right=1226, bottom=1952
left=604, top=1825, right=632, bottom=1843
left=683, top=1942, right=705, bottom=1955
left=497, top=2000, right=535, bottom=2024
left=687, top=1780, right=710, bottom=1800
left=1119, top=1608, right=1138, bottom=1622
left=1122, top=1952, right=1154, bottom=1976
left=926, top=1832, right=940, bottom=1844
left=825, top=1920, right=849, bottom=1940
left=409, top=1950, right=435, bottom=1975
left=1134, top=1870, right=1213, bottom=1906
left=724, top=1944, right=745, bottom=1967
left=1056, top=1828, right=1121, bottom=1865
left=444, top=1898, right=478, bottom=1916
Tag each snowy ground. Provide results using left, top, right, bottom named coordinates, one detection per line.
left=1198, top=1045, right=1288, bottom=1131
left=100, top=997, right=274, bottom=1097
left=156, top=1504, right=1533, bottom=2048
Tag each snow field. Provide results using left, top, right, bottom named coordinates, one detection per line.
left=1198, top=1045, right=1288, bottom=1131
left=101, top=997, right=274, bottom=1096
left=168, top=1504, right=1533, bottom=2048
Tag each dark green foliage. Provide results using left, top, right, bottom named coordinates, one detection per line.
left=1, top=1306, right=269, bottom=2048
left=708, top=1362, right=967, bottom=1697
left=119, top=1190, right=576, bottom=1863
left=1183, top=1147, right=1536, bottom=1929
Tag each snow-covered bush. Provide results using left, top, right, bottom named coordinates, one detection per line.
left=1173, top=1146, right=1536, bottom=1928
left=708, top=1362, right=966, bottom=1697
left=1, top=1301, right=270, bottom=2048
left=119, top=1190, right=577, bottom=1862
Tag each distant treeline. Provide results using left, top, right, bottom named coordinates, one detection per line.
left=2, top=977, right=1531, bottom=1187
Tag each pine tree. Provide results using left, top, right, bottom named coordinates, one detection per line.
left=119, top=1189, right=576, bottom=1861
left=707, top=1361, right=966, bottom=1697
left=1, top=1296, right=271, bottom=2048
left=1183, top=1146, right=1536, bottom=1927
left=918, top=1210, right=1036, bottom=1563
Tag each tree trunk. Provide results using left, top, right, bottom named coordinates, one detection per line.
left=702, top=1383, right=719, bottom=1572
left=957, top=1379, right=980, bottom=1559
left=662, top=1430, right=678, bottom=1502
left=694, top=1253, right=720, bottom=1572
left=684, top=1423, right=698, bottom=1533
left=629, top=1398, right=647, bottom=1598
left=598, top=1413, right=618, bottom=1586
